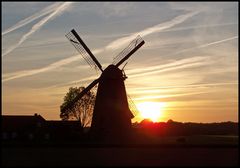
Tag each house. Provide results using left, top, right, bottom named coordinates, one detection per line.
left=2, top=113, right=45, bottom=141
left=45, top=120, right=82, bottom=141
left=1, top=114, right=83, bottom=142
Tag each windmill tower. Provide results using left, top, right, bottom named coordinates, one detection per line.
left=63, top=29, right=144, bottom=141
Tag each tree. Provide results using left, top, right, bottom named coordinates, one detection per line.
left=60, top=86, right=96, bottom=127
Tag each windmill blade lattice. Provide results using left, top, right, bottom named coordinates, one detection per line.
left=113, top=35, right=144, bottom=66
left=61, top=78, right=100, bottom=113
left=127, top=94, right=140, bottom=117
left=66, top=29, right=103, bottom=72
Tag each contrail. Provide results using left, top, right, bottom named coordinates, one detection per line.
left=2, top=10, right=199, bottom=82
left=2, top=33, right=236, bottom=83
left=55, top=35, right=237, bottom=85
left=161, top=22, right=237, bottom=33
left=129, top=57, right=212, bottom=78
left=2, top=9, right=236, bottom=83
left=106, top=10, right=200, bottom=50
left=2, top=2, right=72, bottom=57
left=128, top=56, right=209, bottom=74
left=198, top=36, right=238, bottom=48
left=2, top=2, right=62, bottom=36
left=127, top=36, right=238, bottom=78
left=2, top=54, right=82, bottom=82
left=131, top=82, right=237, bottom=101
left=51, top=57, right=210, bottom=88
left=169, top=36, right=238, bottom=57
left=132, top=91, right=212, bottom=101
left=129, top=82, right=238, bottom=93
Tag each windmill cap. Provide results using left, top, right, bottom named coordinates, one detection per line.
left=101, top=64, right=123, bottom=79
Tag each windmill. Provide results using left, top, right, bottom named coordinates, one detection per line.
left=63, top=29, right=144, bottom=140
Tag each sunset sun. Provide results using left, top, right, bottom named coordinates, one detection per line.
left=136, top=102, right=166, bottom=122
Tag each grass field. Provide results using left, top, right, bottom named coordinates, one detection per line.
left=142, top=135, right=239, bottom=146
left=2, top=146, right=238, bottom=166
left=2, top=135, right=238, bottom=166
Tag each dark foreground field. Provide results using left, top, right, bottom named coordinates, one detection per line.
left=2, top=144, right=238, bottom=167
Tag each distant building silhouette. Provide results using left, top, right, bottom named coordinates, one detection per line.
left=2, top=114, right=237, bottom=144
left=2, top=114, right=45, bottom=141
left=2, top=114, right=82, bottom=142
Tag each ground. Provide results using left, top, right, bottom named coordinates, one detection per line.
left=2, top=135, right=238, bottom=166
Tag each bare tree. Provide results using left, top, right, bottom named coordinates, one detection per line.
left=60, top=86, right=96, bottom=127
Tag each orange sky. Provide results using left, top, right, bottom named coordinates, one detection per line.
left=2, top=2, right=238, bottom=123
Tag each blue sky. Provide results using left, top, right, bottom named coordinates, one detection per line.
left=2, top=2, right=238, bottom=122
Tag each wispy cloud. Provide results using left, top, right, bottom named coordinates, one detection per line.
left=151, top=35, right=238, bottom=58
left=132, top=91, right=212, bottom=101
left=161, top=22, right=237, bottom=33
left=38, top=56, right=209, bottom=89
left=2, top=54, right=81, bottom=82
left=130, top=81, right=237, bottom=102
left=127, top=56, right=211, bottom=78
left=198, top=36, right=238, bottom=48
left=105, top=10, right=200, bottom=50
left=43, top=76, right=98, bottom=90
left=2, top=2, right=72, bottom=57
left=2, top=10, right=199, bottom=82
left=128, top=82, right=237, bottom=99
left=3, top=10, right=236, bottom=83
left=2, top=2, right=237, bottom=122
left=129, top=82, right=238, bottom=92
left=2, top=34, right=236, bottom=83
left=2, top=2, right=62, bottom=36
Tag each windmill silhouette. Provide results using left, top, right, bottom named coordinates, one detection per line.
left=62, top=29, right=144, bottom=140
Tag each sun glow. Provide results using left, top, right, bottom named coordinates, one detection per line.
left=136, top=102, right=166, bottom=122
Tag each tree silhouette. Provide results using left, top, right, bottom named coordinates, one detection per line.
left=60, top=87, right=96, bottom=127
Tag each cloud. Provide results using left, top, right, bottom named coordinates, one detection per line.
left=132, top=91, right=212, bottom=101
left=105, top=10, right=200, bottom=50
left=3, top=34, right=236, bottom=83
left=198, top=36, right=238, bottom=48
left=43, top=76, right=98, bottom=90
left=2, top=2, right=73, bottom=57
left=130, top=81, right=237, bottom=102
left=127, top=56, right=211, bottom=78
left=100, top=2, right=135, bottom=17
left=38, top=56, right=210, bottom=89
left=161, top=22, right=237, bottom=33
left=128, top=82, right=237, bottom=97
left=4, top=9, right=236, bottom=83
left=159, top=35, right=238, bottom=58
left=2, top=54, right=81, bottom=82
left=3, top=9, right=199, bottom=82
left=2, top=2, right=62, bottom=36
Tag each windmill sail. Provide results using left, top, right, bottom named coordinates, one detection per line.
left=127, top=94, right=139, bottom=117
left=61, top=78, right=100, bottom=113
left=66, top=29, right=103, bottom=72
left=113, top=35, right=145, bottom=67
